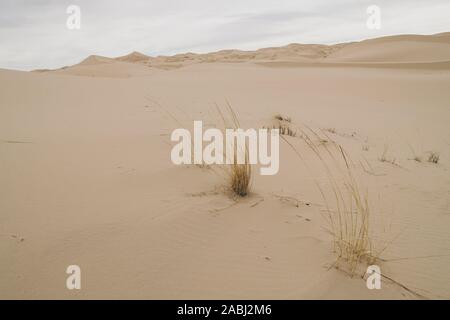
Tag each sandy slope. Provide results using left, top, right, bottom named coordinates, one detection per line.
left=326, top=33, right=450, bottom=63
left=1, top=33, right=450, bottom=299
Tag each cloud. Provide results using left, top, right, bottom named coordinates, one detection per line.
left=0, top=0, right=449, bottom=70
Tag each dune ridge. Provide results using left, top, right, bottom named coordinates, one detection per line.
left=32, top=32, right=450, bottom=76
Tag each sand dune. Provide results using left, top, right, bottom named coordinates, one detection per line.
left=33, top=32, right=450, bottom=78
left=1, top=33, right=450, bottom=299
left=115, top=51, right=151, bottom=63
left=50, top=62, right=157, bottom=78
left=326, top=33, right=450, bottom=63
left=79, top=55, right=115, bottom=66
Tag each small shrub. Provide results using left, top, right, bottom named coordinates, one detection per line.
left=379, top=144, right=399, bottom=166
left=428, top=152, right=440, bottom=164
left=264, top=124, right=296, bottom=137
left=274, top=113, right=292, bottom=123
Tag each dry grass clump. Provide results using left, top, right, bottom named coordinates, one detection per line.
left=407, top=143, right=422, bottom=162
left=278, top=125, right=296, bottom=137
left=282, top=126, right=379, bottom=276
left=216, top=102, right=252, bottom=198
left=407, top=142, right=439, bottom=164
left=379, top=144, right=399, bottom=166
left=323, top=127, right=357, bottom=139
left=161, top=97, right=252, bottom=198
left=428, top=152, right=440, bottom=164
left=326, top=149, right=377, bottom=274
left=379, top=144, right=389, bottom=162
left=229, top=153, right=252, bottom=197
left=274, top=113, right=292, bottom=123
left=265, top=113, right=296, bottom=137
left=264, top=124, right=296, bottom=137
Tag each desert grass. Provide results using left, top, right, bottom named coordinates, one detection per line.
left=379, top=144, right=389, bottom=162
left=428, top=151, right=440, bottom=164
left=152, top=97, right=251, bottom=197
left=323, top=127, right=357, bottom=139
left=229, top=154, right=252, bottom=197
left=327, top=149, right=377, bottom=274
left=264, top=124, right=296, bottom=137
left=407, top=140, right=439, bottom=164
left=282, top=125, right=380, bottom=276
left=274, top=113, right=292, bottom=123
left=379, top=144, right=401, bottom=167
left=215, top=102, right=252, bottom=197
left=265, top=113, right=296, bottom=137
left=407, top=143, right=422, bottom=162
left=324, top=127, right=337, bottom=134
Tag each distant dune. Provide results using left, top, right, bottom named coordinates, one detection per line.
left=79, top=55, right=115, bottom=66
left=116, top=51, right=151, bottom=63
left=32, top=32, right=450, bottom=77
left=326, top=33, right=450, bottom=62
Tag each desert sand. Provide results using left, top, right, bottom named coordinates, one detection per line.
left=1, top=33, right=450, bottom=299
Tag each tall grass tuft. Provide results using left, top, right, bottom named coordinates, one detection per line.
left=282, top=125, right=378, bottom=276
left=216, top=102, right=252, bottom=197
left=326, top=147, right=375, bottom=274
left=230, top=153, right=252, bottom=197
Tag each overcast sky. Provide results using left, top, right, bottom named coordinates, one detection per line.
left=1, top=0, right=449, bottom=70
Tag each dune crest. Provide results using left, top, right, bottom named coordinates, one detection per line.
left=34, top=32, right=450, bottom=77
left=326, top=32, right=450, bottom=62
left=79, top=55, right=115, bottom=66
left=115, top=51, right=150, bottom=63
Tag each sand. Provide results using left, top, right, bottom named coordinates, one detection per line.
left=1, top=33, right=450, bottom=299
